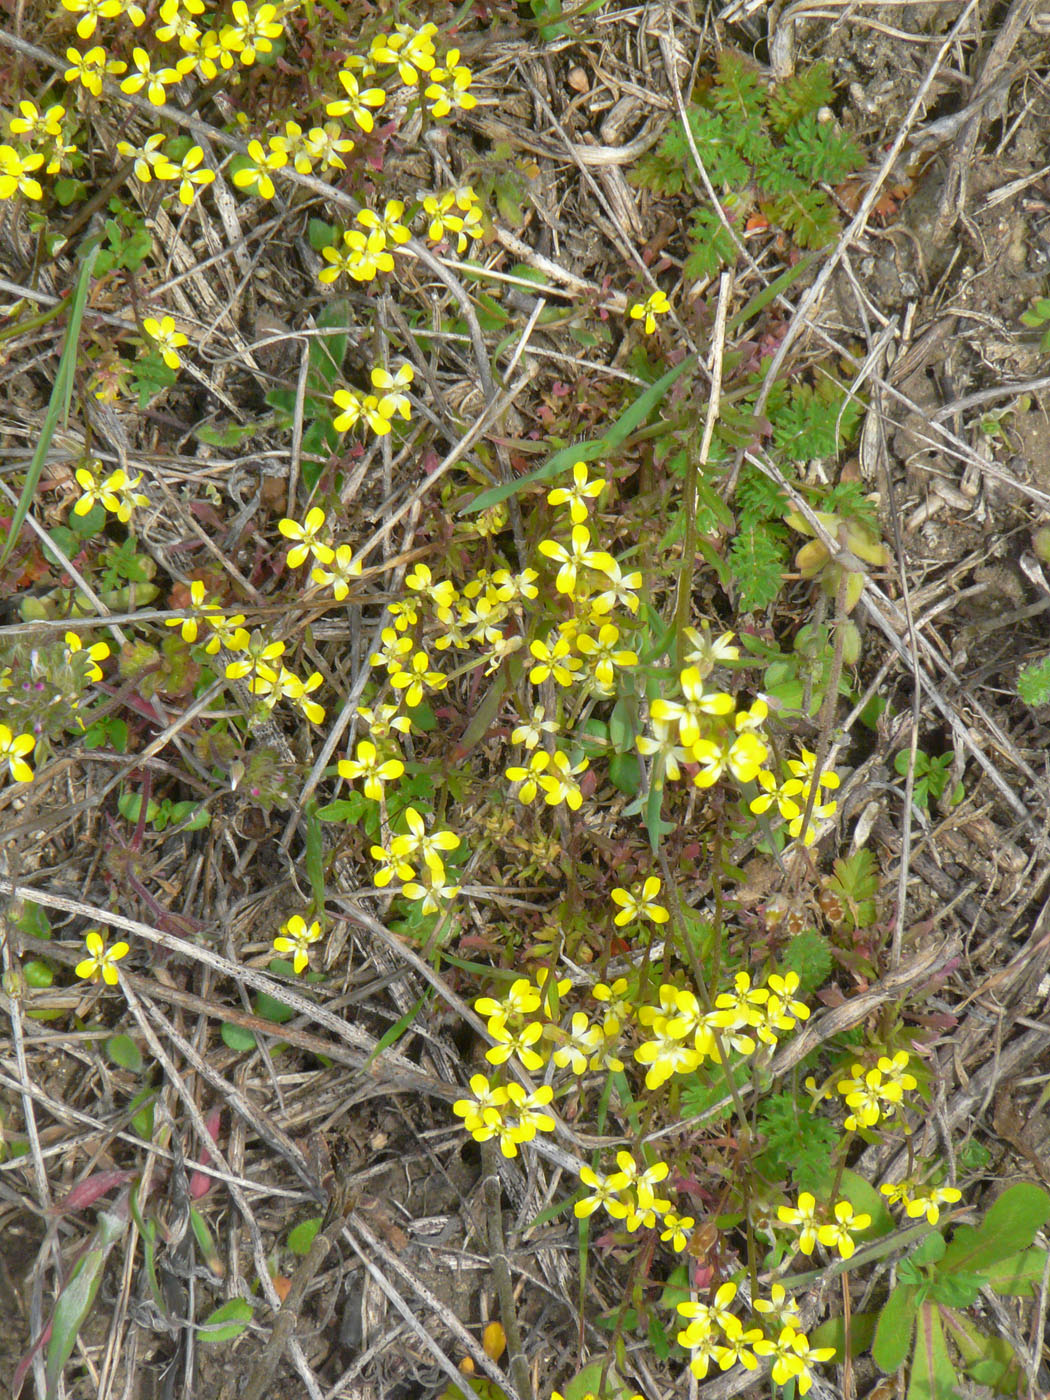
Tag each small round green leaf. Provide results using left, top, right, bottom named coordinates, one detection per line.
left=106, top=1034, right=143, bottom=1071
left=287, top=1217, right=323, bottom=1255
left=220, top=1022, right=257, bottom=1051
left=197, top=1297, right=254, bottom=1343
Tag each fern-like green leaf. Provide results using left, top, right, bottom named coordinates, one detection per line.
left=1019, top=653, right=1050, bottom=706
left=684, top=207, right=738, bottom=280
left=765, top=61, right=834, bottom=132
left=687, top=109, right=752, bottom=187
left=823, top=479, right=877, bottom=529
left=772, top=381, right=860, bottom=459
left=711, top=51, right=767, bottom=123
left=763, top=188, right=838, bottom=248
left=729, top=521, right=788, bottom=612
left=783, top=115, right=863, bottom=184
left=736, top=461, right=787, bottom=522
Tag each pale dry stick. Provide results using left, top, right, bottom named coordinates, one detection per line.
left=343, top=1209, right=511, bottom=1400
left=132, top=987, right=322, bottom=1197
left=867, top=377, right=922, bottom=970
left=118, top=978, right=327, bottom=1400
left=281, top=605, right=395, bottom=841
left=0, top=877, right=432, bottom=1071
left=930, top=372, right=1050, bottom=421
left=350, top=364, right=538, bottom=561
left=747, top=0, right=982, bottom=429
left=482, top=1140, right=534, bottom=1400
left=285, top=322, right=313, bottom=518
left=0, top=919, right=51, bottom=1212
left=237, top=1213, right=344, bottom=1400
left=742, top=446, right=1040, bottom=817
left=513, top=63, right=700, bottom=357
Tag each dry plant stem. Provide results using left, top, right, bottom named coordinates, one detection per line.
left=791, top=556, right=848, bottom=887
left=674, top=269, right=731, bottom=660
left=237, top=1214, right=345, bottom=1400
left=482, top=1140, right=534, bottom=1400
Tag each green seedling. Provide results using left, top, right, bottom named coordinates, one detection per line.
left=893, top=748, right=964, bottom=810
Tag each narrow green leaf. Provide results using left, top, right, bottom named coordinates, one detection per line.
left=196, top=1297, right=254, bottom=1342
left=45, top=1209, right=126, bottom=1398
left=304, top=800, right=326, bottom=909
left=367, top=995, right=426, bottom=1063
left=460, top=354, right=696, bottom=516
left=2, top=230, right=100, bottom=568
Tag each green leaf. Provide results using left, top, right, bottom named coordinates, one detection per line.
left=872, top=1283, right=918, bottom=1373
left=24, top=959, right=54, bottom=988
left=308, top=299, right=350, bottom=394
left=45, top=1209, right=127, bottom=1399
left=197, top=1297, right=254, bottom=1343
left=105, top=1035, right=143, bottom=1072
left=461, top=354, right=696, bottom=516
left=907, top=1302, right=959, bottom=1400
left=367, top=995, right=426, bottom=1063
left=14, top=899, right=51, bottom=939
left=941, top=1183, right=1050, bottom=1275
left=129, top=1088, right=155, bottom=1140
left=189, top=1204, right=223, bottom=1275
left=2, top=228, right=100, bottom=569
left=304, top=801, right=326, bottom=910
left=220, top=1022, right=257, bottom=1051
left=811, top=1310, right=877, bottom=1359
left=983, top=1246, right=1050, bottom=1296
left=254, top=990, right=296, bottom=1024
left=287, top=1217, right=323, bottom=1255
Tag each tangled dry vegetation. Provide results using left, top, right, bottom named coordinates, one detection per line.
left=4, top=1, right=1050, bottom=1399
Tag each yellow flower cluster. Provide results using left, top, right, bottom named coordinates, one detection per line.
left=74, top=462, right=150, bottom=523
left=333, top=364, right=414, bottom=437
left=634, top=971, right=810, bottom=1091
left=423, top=185, right=484, bottom=253
left=777, top=1190, right=872, bottom=1259
left=879, top=1176, right=961, bottom=1225
left=676, top=1279, right=833, bottom=1390
left=834, top=1049, right=918, bottom=1132
left=641, top=645, right=840, bottom=845
left=319, top=202, right=410, bottom=285
left=451, top=1072, right=555, bottom=1158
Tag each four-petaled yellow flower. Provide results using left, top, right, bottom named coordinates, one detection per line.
left=629, top=289, right=671, bottom=334
left=611, top=875, right=669, bottom=926
left=547, top=460, right=606, bottom=524
left=273, top=914, right=323, bottom=974
left=143, top=315, right=188, bottom=370
left=337, top=739, right=405, bottom=801
left=279, top=507, right=334, bottom=568
left=0, top=724, right=35, bottom=783
left=75, top=928, right=129, bottom=985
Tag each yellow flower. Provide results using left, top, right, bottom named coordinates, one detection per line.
left=0, top=724, right=35, bottom=782
left=232, top=138, right=287, bottom=199
left=611, top=875, right=668, bottom=926
left=337, top=739, right=405, bottom=802
left=547, top=460, right=605, bottom=524
left=64, top=631, right=110, bottom=682
left=75, top=929, right=129, bottom=985
left=142, top=315, right=188, bottom=370
left=629, top=289, right=670, bottom=334
left=777, top=1191, right=821, bottom=1255
left=273, top=914, right=323, bottom=975
left=0, top=146, right=44, bottom=200
left=220, top=0, right=283, bottom=65
left=278, top=506, right=333, bottom=568
left=325, top=68, right=386, bottom=132
left=817, top=1200, right=871, bottom=1259
left=63, top=46, right=127, bottom=98
left=153, top=144, right=214, bottom=205
left=61, top=0, right=123, bottom=40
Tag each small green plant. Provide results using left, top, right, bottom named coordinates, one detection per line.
left=893, top=748, right=964, bottom=810
left=1021, top=295, right=1050, bottom=350
left=117, top=791, right=211, bottom=832
left=633, top=53, right=863, bottom=277
left=869, top=1182, right=1050, bottom=1397
left=1018, top=652, right=1050, bottom=706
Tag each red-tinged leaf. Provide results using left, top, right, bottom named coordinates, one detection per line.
left=190, top=1110, right=222, bottom=1198
left=907, top=1302, right=958, bottom=1400
left=13, top=1321, right=51, bottom=1398
left=52, top=1170, right=134, bottom=1215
